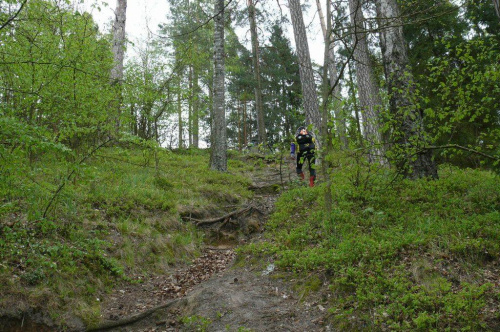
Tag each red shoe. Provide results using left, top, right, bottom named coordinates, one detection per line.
left=309, top=176, right=315, bottom=187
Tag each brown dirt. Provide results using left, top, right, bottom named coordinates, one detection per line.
left=91, top=261, right=329, bottom=332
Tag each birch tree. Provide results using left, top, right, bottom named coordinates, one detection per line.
left=376, top=0, right=437, bottom=178
left=210, top=0, right=227, bottom=171
left=247, top=0, right=267, bottom=145
left=110, top=0, right=127, bottom=85
left=110, top=0, right=127, bottom=130
left=348, top=0, right=384, bottom=163
left=288, top=0, right=321, bottom=132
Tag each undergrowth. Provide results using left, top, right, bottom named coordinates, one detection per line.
left=0, top=146, right=253, bottom=327
left=240, top=164, right=500, bottom=331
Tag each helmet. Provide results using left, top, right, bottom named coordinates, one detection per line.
left=296, top=126, right=307, bottom=136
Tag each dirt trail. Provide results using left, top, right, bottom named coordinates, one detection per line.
left=93, top=262, right=327, bottom=332
left=90, top=160, right=331, bottom=332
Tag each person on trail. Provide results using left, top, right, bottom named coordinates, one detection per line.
left=290, top=126, right=316, bottom=187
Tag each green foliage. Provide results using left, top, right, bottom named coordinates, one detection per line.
left=0, top=0, right=115, bottom=152
left=260, top=23, right=304, bottom=145
left=241, top=164, right=500, bottom=330
left=425, top=36, right=500, bottom=169
left=180, top=315, right=212, bottom=332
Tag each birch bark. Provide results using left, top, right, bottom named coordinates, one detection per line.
left=110, top=0, right=127, bottom=84
left=110, top=0, right=127, bottom=131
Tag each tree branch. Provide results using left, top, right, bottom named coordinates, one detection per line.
left=42, top=137, right=114, bottom=219
left=0, top=0, right=27, bottom=31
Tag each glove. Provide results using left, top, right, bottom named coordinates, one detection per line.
left=290, top=153, right=296, bottom=160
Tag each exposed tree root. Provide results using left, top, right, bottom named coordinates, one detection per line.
left=87, top=298, right=184, bottom=331
left=183, top=205, right=263, bottom=226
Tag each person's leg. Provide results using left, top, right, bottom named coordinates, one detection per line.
left=306, top=152, right=316, bottom=187
left=296, top=152, right=305, bottom=180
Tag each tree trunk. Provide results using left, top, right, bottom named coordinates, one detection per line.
left=247, top=0, right=267, bottom=145
left=349, top=0, right=385, bottom=163
left=110, top=0, right=127, bottom=132
left=192, top=65, right=200, bottom=148
left=178, top=84, right=183, bottom=148
left=347, top=63, right=364, bottom=146
left=321, top=0, right=334, bottom=213
left=188, top=65, right=193, bottom=147
left=243, top=100, right=248, bottom=146
left=288, top=0, right=321, bottom=133
left=493, top=0, right=500, bottom=21
left=110, top=0, right=127, bottom=84
left=238, top=99, right=243, bottom=152
left=192, top=0, right=200, bottom=148
left=210, top=0, right=227, bottom=171
left=316, top=0, right=347, bottom=149
left=376, top=0, right=438, bottom=179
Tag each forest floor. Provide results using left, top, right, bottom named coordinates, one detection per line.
left=89, top=160, right=330, bottom=332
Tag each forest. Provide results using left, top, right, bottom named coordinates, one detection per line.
left=1, top=0, right=499, bottom=331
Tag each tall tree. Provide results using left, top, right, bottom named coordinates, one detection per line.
left=348, top=0, right=384, bottom=163
left=247, top=0, right=267, bottom=145
left=288, top=0, right=321, bottom=132
left=321, top=0, right=334, bottom=212
left=191, top=64, right=201, bottom=148
left=260, top=23, right=303, bottom=143
left=178, top=80, right=184, bottom=148
left=165, top=0, right=215, bottom=148
left=110, top=0, right=127, bottom=85
left=376, top=0, right=438, bottom=178
left=210, top=0, right=227, bottom=171
left=110, top=0, right=127, bottom=131
left=494, top=0, right=500, bottom=21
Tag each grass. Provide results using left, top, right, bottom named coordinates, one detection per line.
left=239, top=164, right=500, bottom=331
left=0, top=146, right=254, bottom=327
